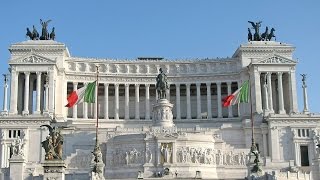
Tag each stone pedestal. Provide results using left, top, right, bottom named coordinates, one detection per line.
left=9, top=155, right=25, bottom=180
left=42, top=160, right=66, bottom=180
left=312, top=157, right=320, bottom=179
left=90, top=161, right=105, bottom=180
left=152, top=99, right=174, bottom=127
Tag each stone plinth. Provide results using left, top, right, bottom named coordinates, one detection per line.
left=9, top=155, right=25, bottom=180
left=312, top=157, right=320, bottom=179
left=152, top=99, right=174, bottom=127
left=42, top=160, right=66, bottom=180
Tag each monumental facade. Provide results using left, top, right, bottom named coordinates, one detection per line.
left=0, top=25, right=319, bottom=179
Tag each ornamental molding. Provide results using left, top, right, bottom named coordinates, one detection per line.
left=9, top=53, right=56, bottom=65
left=255, top=54, right=296, bottom=64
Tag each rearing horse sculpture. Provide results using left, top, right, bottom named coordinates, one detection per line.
left=156, top=68, right=169, bottom=99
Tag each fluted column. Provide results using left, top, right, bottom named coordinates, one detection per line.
left=22, top=72, right=30, bottom=115
left=35, top=72, right=42, bottom=114
left=48, top=70, right=54, bottom=114
left=206, top=82, right=212, bottom=119
left=44, top=79, right=49, bottom=113
left=176, top=84, right=181, bottom=120
left=104, top=83, right=109, bottom=120
left=196, top=83, right=201, bottom=119
left=277, top=72, right=285, bottom=114
left=2, top=75, right=9, bottom=113
left=263, top=74, right=269, bottom=112
left=125, top=84, right=129, bottom=120
left=262, top=130, right=268, bottom=157
left=186, top=83, right=191, bottom=119
left=83, top=82, right=88, bottom=119
left=227, top=82, right=233, bottom=118
left=289, top=70, right=298, bottom=113
left=166, top=84, right=170, bottom=101
left=135, top=84, right=140, bottom=120
left=217, top=82, right=222, bottom=118
left=267, top=72, right=274, bottom=113
left=9, top=69, right=18, bottom=114
left=302, top=78, right=309, bottom=114
left=145, top=84, right=150, bottom=120
left=115, top=83, right=119, bottom=120
left=72, top=82, right=78, bottom=119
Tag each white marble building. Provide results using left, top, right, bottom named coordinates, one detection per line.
left=0, top=39, right=319, bottom=179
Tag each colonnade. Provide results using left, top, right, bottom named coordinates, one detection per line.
left=68, top=81, right=239, bottom=120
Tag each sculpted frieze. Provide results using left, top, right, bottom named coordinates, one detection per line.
left=10, top=55, right=55, bottom=64
left=258, top=56, right=296, bottom=64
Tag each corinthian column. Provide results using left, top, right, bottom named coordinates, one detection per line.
left=145, top=84, right=150, bottom=120
left=35, top=72, right=42, bottom=114
left=9, top=69, right=18, bottom=115
left=267, top=72, right=274, bottom=113
left=277, top=72, right=285, bottom=114
left=186, top=83, right=191, bottom=119
left=196, top=83, right=201, bottom=119
left=83, top=82, right=88, bottom=119
left=115, top=83, right=119, bottom=120
left=217, top=82, right=222, bottom=118
left=125, top=84, right=129, bottom=120
left=206, top=82, right=212, bottom=119
left=104, top=83, right=109, bottom=120
left=72, top=82, right=78, bottom=119
left=22, top=72, right=30, bottom=116
left=135, top=84, right=140, bottom=120
left=227, top=82, right=233, bottom=118
left=176, top=83, right=181, bottom=120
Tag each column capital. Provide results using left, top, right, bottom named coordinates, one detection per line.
left=186, top=83, right=191, bottom=87
left=24, top=72, right=30, bottom=76
left=104, top=83, right=109, bottom=87
left=73, top=82, right=78, bottom=86
left=277, top=72, right=283, bottom=76
left=196, top=83, right=201, bottom=87
left=135, top=84, right=140, bottom=87
left=114, top=83, right=119, bottom=87
left=36, top=72, right=42, bottom=75
left=145, top=84, right=150, bottom=87
left=226, top=81, right=232, bottom=86
left=206, top=82, right=211, bottom=86
left=175, top=83, right=180, bottom=87
left=125, top=83, right=129, bottom=87
left=216, top=82, right=221, bottom=86
left=266, top=72, right=272, bottom=76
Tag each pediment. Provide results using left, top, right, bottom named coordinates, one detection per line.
left=255, top=54, right=296, bottom=64
left=9, top=54, right=56, bottom=65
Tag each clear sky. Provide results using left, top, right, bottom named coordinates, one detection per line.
left=0, top=1, right=319, bottom=112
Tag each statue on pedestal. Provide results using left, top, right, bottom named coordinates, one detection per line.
left=161, top=144, right=172, bottom=163
left=10, top=136, right=25, bottom=157
left=40, top=125, right=64, bottom=160
left=156, top=68, right=169, bottom=99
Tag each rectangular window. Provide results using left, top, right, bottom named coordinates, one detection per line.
left=300, top=145, right=309, bottom=166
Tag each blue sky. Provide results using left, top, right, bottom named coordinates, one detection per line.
left=0, top=1, right=319, bottom=112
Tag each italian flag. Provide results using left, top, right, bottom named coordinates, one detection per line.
left=222, top=80, right=249, bottom=107
left=65, top=81, right=96, bottom=108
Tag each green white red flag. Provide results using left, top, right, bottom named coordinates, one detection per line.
left=223, top=80, right=249, bottom=107
left=65, top=81, right=96, bottom=108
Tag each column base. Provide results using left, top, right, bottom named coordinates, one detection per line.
left=303, top=110, right=310, bottom=114
left=33, top=111, right=41, bottom=115
left=278, top=110, right=286, bottom=114
left=43, top=160, right=66, bottom=180
left=22, top=111, right=29, bottom=116
left=9, top=110, right=18, bottom=115
left=0, top=110, right=8, bottom=116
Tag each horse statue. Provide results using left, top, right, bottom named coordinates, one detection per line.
left=267, top=28, right=276, bottom=41
left=26, top=28, right=33, bottom=40
left=247, top=28, right=252, bottom=42
left=40, top=19, right=52, bottom=40
left=156, top=68, right=169, bottom=99
left=260, top=26, right=269, bottom=41
left=32, top=25, right=39, bottom=40
left=50, top=27, right=56, bottom=40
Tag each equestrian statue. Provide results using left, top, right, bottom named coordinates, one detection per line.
left=156, top=68, right=169, bottom=100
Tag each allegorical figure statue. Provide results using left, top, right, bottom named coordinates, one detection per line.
left=161, top=144, right=172, bottom=163
left=156, top=68, right=169, bottom=99
left=40, top=19, right=52, bottom=40
left=301, top=74, right=307, bottom=87
left=10, top=136, right=25, bottom=157
left=248, top=21, right=262, bottom=41
left=40, top=125, right=64, bottom=160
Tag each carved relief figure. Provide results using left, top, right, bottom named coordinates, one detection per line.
left=10, top=136, right=25, bottom=157
left=161, top=144, right=172, bottom=163
left=145, top=147, right=152, bottom=163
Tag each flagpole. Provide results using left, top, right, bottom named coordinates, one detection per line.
left=248, top=67, right=256, bottom=152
